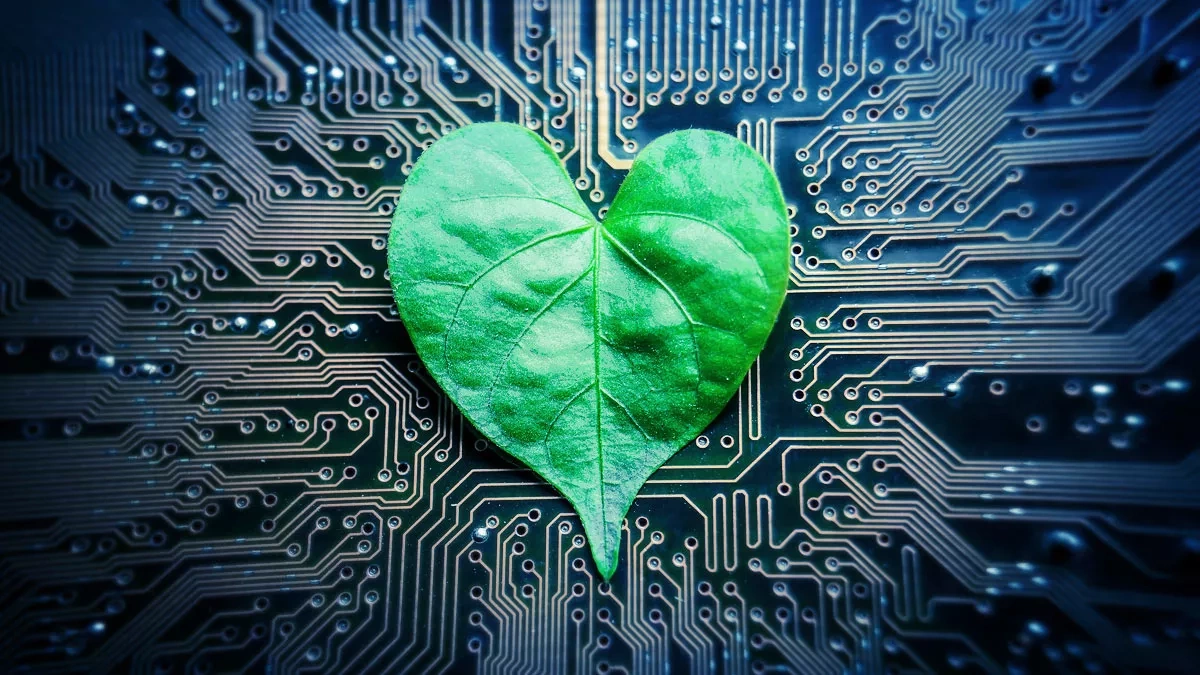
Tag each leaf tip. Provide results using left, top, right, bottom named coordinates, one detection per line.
left=580, top=512, right=622, bottom=581
left=593, top=544, right=619, bottom=581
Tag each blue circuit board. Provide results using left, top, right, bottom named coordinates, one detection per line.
left=1, top=0, right=1199, bottom=673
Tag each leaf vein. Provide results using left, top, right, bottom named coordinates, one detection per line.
left=440, top=224, right=592, bottom=373
left=542, top=381, right=596, bottom=445
left=600, top=230, right=702, bottom=394
left=591, top=221, right=607, bottom=551
left=600, top=387, right=652, bottom=441
left=482, top=260, right=594, bottom=414
left=473, top=145, right=552, bottom=199
left=440, top=193, right=593, bottom=218
left=607, top=209, right=770, bottom=287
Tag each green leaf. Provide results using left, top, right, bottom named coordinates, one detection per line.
left=387, top=123, right=788, bottom=579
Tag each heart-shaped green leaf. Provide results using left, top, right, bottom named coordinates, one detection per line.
left=387, top=123, right=788, bottom=579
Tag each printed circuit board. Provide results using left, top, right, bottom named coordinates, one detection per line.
left=1, top=0, right=1199, bottom=673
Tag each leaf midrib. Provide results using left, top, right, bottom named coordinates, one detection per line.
left=591, top=217, right=607, bottom=555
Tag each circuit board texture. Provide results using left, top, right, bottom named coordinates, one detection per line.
left=1, top=0, right=1199, bottom=673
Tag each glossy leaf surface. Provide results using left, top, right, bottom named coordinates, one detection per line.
left=387, top=123, right=788, bottom=578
